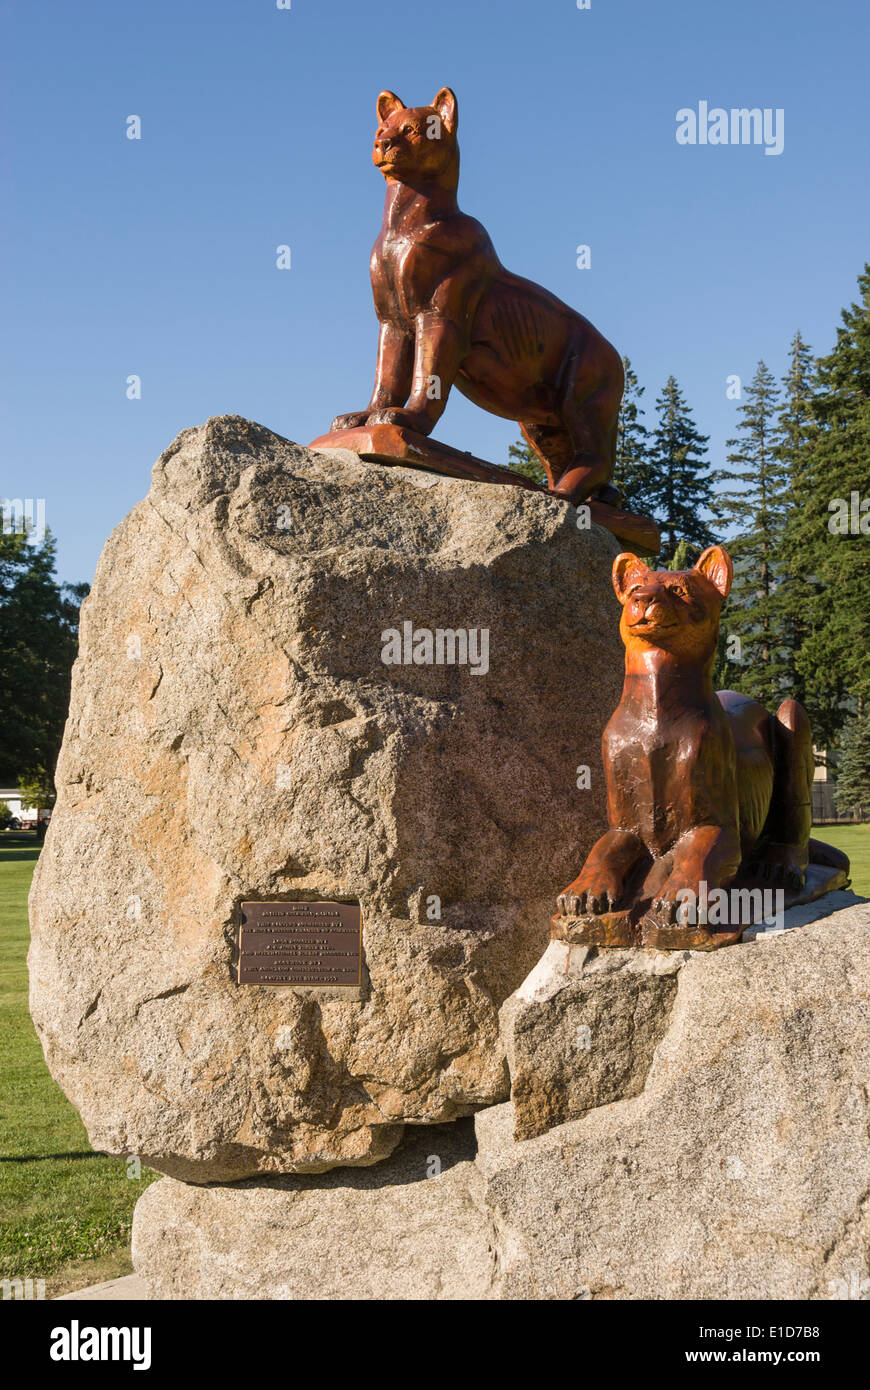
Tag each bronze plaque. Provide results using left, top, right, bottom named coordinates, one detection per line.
left=237, top=900, right=362, bottom=986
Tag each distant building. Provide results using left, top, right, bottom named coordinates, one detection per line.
left=812, top=748, right=851, bottom=822
left=0, top=788, right=38, bottom=824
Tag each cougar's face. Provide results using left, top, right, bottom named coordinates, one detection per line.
left=622, top=571, right=718, bottom=654
left=373, top=105, right=454, bottom=182
left=612, top=547, right=731, bottom=665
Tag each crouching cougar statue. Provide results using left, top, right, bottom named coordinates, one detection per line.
left=328, top=87, right=624, bottom=506
left=555, top=545, right=850, bottom=950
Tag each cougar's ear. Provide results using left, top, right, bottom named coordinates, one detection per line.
left=431, top=87, right=457, bottom=133
left=376, top=91, right=404, bottom=124
left=693, top=545, right=732, bottom=598
left=612, top=553, right=651, bottom=604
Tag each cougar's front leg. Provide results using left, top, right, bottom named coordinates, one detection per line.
left=369, top=312, right=464, bottom=435
left=331, top=321, right=413, bottom=430
left=370, top=320, right=415, bottom=410
left=557, top=829, right=647, bottom=916
left=649, top=823, right=742, bottom=924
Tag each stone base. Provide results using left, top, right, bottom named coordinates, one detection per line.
left=508, top=887, right=861, bottom=1139
left=55, top=1275, right=148, bottom=1302
left=133, top=896, right=870, bottom=1300
left=309, top=422, right=661, bottom=552
left=133, top=1120, right=492, bottom=1301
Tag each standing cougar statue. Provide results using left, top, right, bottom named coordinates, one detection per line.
left=330, top=87, right=624, bottom=507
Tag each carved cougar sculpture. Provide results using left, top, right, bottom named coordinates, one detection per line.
left=557, top=546, right=850, bottom=948
left=331, top=87, right=624, bottom=506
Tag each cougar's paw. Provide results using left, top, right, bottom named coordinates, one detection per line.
left=591, top=483, right=624, bottom=509
left=368, top=407, right=433, bottom=434
left=744, top=853, right=805, bottom=893
left=557, top=888, right=615, bottom=917
left=650, top=896, right=683, bottom=926
left=330, top=411, right=371, bottom=431
left=775, top=864, right=805, bottom=892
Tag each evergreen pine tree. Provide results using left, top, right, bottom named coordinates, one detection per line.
left=771, top=331, right=819, bottom=710
left=613, top=357, right=654, bottom=511
left=666, top=539, right=696, bottom=571
left=794, top=265, right=870, bottom=737
left=506, top=438, right=548, bottom=487
left=0, top=527, right=87, bottom=799
left=835, top=711, right=870, bottom=817
left=716, top=361, right=788, bottom=707
left=646, top=376, right=715, bottom=563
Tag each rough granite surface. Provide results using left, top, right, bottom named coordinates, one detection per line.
left=132, top=900, right=870, bottom=1299
left=28, top=415, right=622, bottom=1180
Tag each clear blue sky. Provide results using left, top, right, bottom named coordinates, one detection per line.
left=2, top=0, right=868, bottom=584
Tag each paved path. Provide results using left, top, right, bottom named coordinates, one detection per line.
left=54, top=1274, right=150, bottom=1300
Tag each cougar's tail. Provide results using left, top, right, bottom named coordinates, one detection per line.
left=808, top=836, right=851, bottom=875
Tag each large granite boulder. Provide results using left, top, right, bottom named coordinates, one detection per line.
left=131, top=899, right=870, bottom=1298
left=130, top=895, right=867, bottom=1295
left=480, top=898, right=870, bottom=1300
left=499, top=938, right=685, bottom=1140
left=28, top=416, right=622, bottom=1181
left=499, top=888, right=866, bottom=1141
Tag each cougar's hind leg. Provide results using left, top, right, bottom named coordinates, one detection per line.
left=591, top=418, right=624, bottom=506
left=548, top=370, right=621, bottom=504
left=755, top=698, right=814, bottom=889
left=519, top=422, right=573, bottom=491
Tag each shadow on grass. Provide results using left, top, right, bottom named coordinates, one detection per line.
left=0, top=1152, right=104, bottom=1164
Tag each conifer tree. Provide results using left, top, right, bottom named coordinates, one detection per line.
left=646, top=376, right=715, bottom=563
left=835, top=710, right=870, bottom=817
left=794, top=265, right=870, bottom=736
left=0, top=527, right=87, bottom=800
left=666, top=538, right=695, bottom=571
left=506, top=438, right=548, bottom=487
left=716, top=361, right=788, bottom=707
left=613, top=357, right=654, bottom=511
left=770, top=331, right=819, bottom=708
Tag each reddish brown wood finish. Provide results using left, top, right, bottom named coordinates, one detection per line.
left=555, top=546, right=850, bottom=949
left=328, top=88, right=625, bottom=506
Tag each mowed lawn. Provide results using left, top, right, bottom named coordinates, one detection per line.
left=813, top=822, right=870, bottom=897
left=0, top=838, right=157, bottom=1296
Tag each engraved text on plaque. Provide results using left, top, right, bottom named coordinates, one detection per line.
left=237, top=900, right=362, bottom=986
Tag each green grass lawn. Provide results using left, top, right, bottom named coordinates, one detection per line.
left=813, top=822, right=870, bottom=897
left=0, top=837, right=158, bottom=1296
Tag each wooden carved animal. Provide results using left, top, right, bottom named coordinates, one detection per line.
left=331, top=87, right=624, bottom=506
left=556, top=546, right=850, bottom=949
